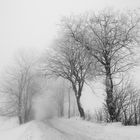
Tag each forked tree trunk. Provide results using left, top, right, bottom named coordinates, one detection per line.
left=72, top=84, right=85, bottom=119
left=76, top=96, right=85, bottom=119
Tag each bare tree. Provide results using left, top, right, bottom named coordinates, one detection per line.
left=121, top=84, right=140, bottom=125
left=0, top=53, right=40, bottom=124
left=94, top=79, right=140, bottom=125
left=44, top=37, right=95, bottom=119
left=61, top=10, right=140, bottom=121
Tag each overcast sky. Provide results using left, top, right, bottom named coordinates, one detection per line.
left=0, top=0, right=140, bottom=69
left=0, top=0, right=140, bottom=111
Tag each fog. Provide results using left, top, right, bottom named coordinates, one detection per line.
left=33, top=90, right=59, bottom=120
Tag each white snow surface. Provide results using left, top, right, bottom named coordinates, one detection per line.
left=0, top=117, right=140, bottom=140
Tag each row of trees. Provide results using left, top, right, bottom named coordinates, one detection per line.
left=44, top=9, right=140, bottom=121
left=0, top=54, right=78, bottom=124
left=0, top=9, right=140, bottom=124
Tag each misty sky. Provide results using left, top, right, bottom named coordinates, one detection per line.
left=0, top=0, right=140, bottom=111
left=0, top=0, right=140, bottom=69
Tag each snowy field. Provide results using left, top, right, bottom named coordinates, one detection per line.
left=0, top=117, right=139, bottom=140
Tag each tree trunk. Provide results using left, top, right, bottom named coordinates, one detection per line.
left=24, top=107, right=31, bottom=123
left=76, top=96, right=85, bottom=119
left=68, top=87, right=71, bottom=118
left=138, top=99, right=140, bottom=124
left=105, top=64, right=116, bottom=122
left=134, top=105, right=137, bottom=125
left=18, top=100, right=24, bottom=124
left=18, top=115, right=24, bottom=124
left=19, top=116, right=22, bottom=124
left=72, top=84, right=85, bottom=119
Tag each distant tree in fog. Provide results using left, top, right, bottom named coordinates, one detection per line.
left=0, top=53, right=41, bottom=124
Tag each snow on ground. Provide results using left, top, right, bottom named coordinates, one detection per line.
left=0, top=117, right=19, bottom=130
left=0, top=117, right=140, bottom=140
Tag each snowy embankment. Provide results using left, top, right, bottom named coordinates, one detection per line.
left=0, top=117, right=140, bottom=140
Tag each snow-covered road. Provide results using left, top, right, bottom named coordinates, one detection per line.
left=0, top=118, right=93, bottom=140
left=20, top=119, right=94, bottom=140
left=0, top=117, right=140, bottom=140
